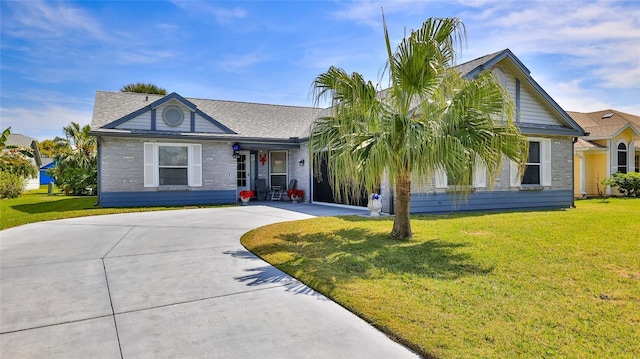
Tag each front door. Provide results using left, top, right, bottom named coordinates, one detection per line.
left=237, top=150, right=251, bottom=195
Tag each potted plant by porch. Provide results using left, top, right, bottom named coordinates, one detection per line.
left=287, top=189, right=304, bottom=203
left=239, top=190, right=254, bottom=205
left=367, top=193, right=382, bottom=216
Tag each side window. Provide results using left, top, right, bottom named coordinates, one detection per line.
left=511, top=138, right=551, bottom=187
left=617, top=142, right=627, bottom=173
left=522, top=141, right=541, bottom=185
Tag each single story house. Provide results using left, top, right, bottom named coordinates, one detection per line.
left=90, top=49, right=587, bottom=213
left=567, top=110, right=640, bottom=197
left=5, top=133, right=42, bottom=191
left=40, top=157, right=56, bottom=185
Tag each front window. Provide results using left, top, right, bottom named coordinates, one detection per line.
left=522, top=141, right=541, bottom=185
left=144, top=142, right=201, bottom=188
left=158, top=145, right=188, bottom=185
left=635, top=154, right=639, bottom=173
left=617, top=142, right=627, bottom=173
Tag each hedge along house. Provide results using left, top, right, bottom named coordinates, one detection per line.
left=91, top=49, right=587, bottom=212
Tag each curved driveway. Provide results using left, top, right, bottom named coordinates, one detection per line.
left=0, top=204, right=418, bottom=358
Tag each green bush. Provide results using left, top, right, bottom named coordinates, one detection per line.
left=0, top=170, right=26, bottom=199
left=50, top=165, right=97, bottom=196
left=602, top=172, right=640, bottom=197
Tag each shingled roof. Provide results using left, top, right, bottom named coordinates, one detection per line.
left=4, top=133, right=42, bottom=166
left=568, top=109, right=640, bottom=150
left=91, top=91, right=327, bottom=141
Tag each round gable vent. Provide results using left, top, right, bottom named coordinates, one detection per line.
left=162, top=105, right=184, bottom=127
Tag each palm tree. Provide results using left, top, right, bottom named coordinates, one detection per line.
left=309, top=17, right=527, bottom=239
left=50, top=122, right=97, bottom=194
left=120, top=82, right=167, bottom=95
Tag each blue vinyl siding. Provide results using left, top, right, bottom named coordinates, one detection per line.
left=409, top=189, right=573, bottom=214
left=100, top=190, right=236, bottom=208
left=39, top=163, right=55, bottom=185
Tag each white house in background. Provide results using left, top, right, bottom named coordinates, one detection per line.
left=5, top=133, right=42, bottom=191
left=90, top=49, right=586, bottom=213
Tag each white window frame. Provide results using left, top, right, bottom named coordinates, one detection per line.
left=510, top=137, right=551, bottom=187
left=434, top=158, right=487, bottom=191
left=616, top=140, right=628, bottom=174
left=144, top=142, right=202, bottom=188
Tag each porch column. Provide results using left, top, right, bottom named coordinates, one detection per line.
left=606, top=140, right=612, bottom=196
left=578, top=153, right=586, bottom=196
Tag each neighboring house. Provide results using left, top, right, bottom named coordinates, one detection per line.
left=5, top=133, right=42, bottom=191
left=567, top=110, right=640, bottom=197
left=90, top=49, right=587, bottom=213
left=40, top=157, right=56, bottom=185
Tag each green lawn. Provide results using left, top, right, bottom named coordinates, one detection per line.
left=0, top=186, right=223, bottom=230
left=241, top=199, right=640, bottom=358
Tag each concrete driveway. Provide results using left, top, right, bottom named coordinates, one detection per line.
left=0, top=204, right=418, bottom=358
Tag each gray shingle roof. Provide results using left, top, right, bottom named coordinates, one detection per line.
left=567, top=109, right=640, bottom=138
left=5, top=133, right=37, bottom=148
left=5, top=133, right=42, bottom=166
left=91, top=91, right=325, bottom=140
left=453, top=50, right=505, bottom=77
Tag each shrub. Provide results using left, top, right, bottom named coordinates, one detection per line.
left=602, top=172, right=640, bottom=197
left=0, top=170, right=26, bottom=199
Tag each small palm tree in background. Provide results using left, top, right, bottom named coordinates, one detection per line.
left=309, top=16, right=527, bottom=239
left=120, top=82, right=167, bottom=95
left=49, top=122, right=97, bottom=195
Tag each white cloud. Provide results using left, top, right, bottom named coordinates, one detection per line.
left=218, top=50, right=271, bottom=72
left=170, top=1, right=247, bottom=24
left=2, top=0, right=107, bottom=41
left=0, top=105, right=93, bottom=141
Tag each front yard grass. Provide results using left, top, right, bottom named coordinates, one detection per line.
left=0, top=186, right=222, bottom=230
left=241, top=198, right=639, bottom=358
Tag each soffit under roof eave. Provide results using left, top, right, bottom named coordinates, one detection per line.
left=519, top=127, right=584, bottom=137
left=90, top=130, right=307, bottom=145
left=575, top=146, right=607, bottom=152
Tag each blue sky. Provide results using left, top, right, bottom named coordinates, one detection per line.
left=1, top=0, right=639, bottom=141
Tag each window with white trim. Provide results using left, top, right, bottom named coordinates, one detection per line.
left=435, top=159, right=487, bottom=190
left=635, top=153, right=639, bottom=173
left=617, top=142, right=628, bottom=173
left=144, top=143, right=202, bottom=187
left=522, top=141, right=541, bottom=185
left=510, top=138, right=551, bottom=187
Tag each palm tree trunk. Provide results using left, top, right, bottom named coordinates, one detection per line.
left=391, top=167, right=412, bottom=239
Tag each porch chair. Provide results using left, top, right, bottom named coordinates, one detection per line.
left=255, top=179, right=268, bottom=200
left=272, top=179, right=297, bottom=201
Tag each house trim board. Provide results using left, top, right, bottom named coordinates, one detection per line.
left=409, top=189, right=573, bottom=214
left=100, top=190, right=236, bottom=208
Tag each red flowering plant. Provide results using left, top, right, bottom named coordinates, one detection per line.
left=287, top=189, right=303, bottom=198
left=239, top=190, right=255, bottom=200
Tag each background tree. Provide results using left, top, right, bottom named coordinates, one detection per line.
left=0, top=127, right=37, bottom=178
left=38, top=138, right=71, bottom=158
left=310, top=17, right=527, bottom=239
left=0, top=127, right=37, bottom=198
left=49, top=122, right=97, bottom=195
left=120, top=82, right=167, bottom=95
